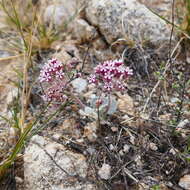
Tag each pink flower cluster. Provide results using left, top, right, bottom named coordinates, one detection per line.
left=88, top=59, right=133, bottom=92
left=39, top=58, right=67, bottom=102
left=39, top=58, right=64, bottom=83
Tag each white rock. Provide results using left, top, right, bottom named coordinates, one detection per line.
left=119, top=150, right=124, bottom=156
left=171, top=97, right=180, bottom=103
left=149, top=142, right=158, bottom=151
left=177, top=119, right=189, bottom=128
left=24, top=135, right=95, bottom=190
left=31, top=135, right=46, bottom=146
left=179, top=175, right=190, bottom=190
left=71, top=78, right=87, bottom=93
left=109, top=144, right=115, bottom=151
left=98, top=163, right=111, bottom=180
left=169, top=148, right=179, bottom=155
left=123, top=144, right=130, bottom=153
left=85, top=0, right=175, bottom=45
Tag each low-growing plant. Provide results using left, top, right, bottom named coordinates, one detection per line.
left=39, top=58, right=83, bottom=106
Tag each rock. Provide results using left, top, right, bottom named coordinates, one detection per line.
left=149, top=142, right=158, bottom=151
left=73, top=19, right=98, bottom=43
left=85, top=0, right=174, bottom=46
left=98, top=163, right=111, bottom=180
left=169, top=148, right=179, bottom=155
left=111, top=126, right=118, bottom=132
left=134, top=155, right=142, bottom=167
left=24, top=135, right=96, bottom=190
left=60, top=118, right=81, bottom=138
left=86, top=147, right=96, bottom=155
left=43, top=0, right=80, bottom=30
left=71, top=78, right=87, bottom=93
left=44, top=0, right=86, bottom=8
left=15, top=176, right=24, bottom=184
left=83, top=121, right=97, bottom=142
left=177, top=119, right=189, bottom=128
left=109, top=144, right=116, bottom=151
left=44, top=5, right=68, bottom=28
left=117, top=94, right=135, bottom=115
left=179, top=175, right=190, bottom=190
left=171, top=97, right=180, bottom=103
left=119, top=150, right=124, bottom=156
left=123, top=144, right=130, bottom=153
left=52, top=133, right=62, bottom=140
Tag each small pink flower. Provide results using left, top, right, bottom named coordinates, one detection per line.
left=39, top=58, right=64, bottom=83
left=88, top=74, right=97, bottom=84
left=39, top=58, right=70, bottom=103
left=88, top=59, right=132, bottom=92
left=104, top=82, right=113, bottom=92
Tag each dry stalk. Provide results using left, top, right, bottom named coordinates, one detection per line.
left=142, top=37, right=184, bottom=113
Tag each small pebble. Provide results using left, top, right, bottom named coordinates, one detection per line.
left=98, top=163, right=111, bottom=180
left=123, top=144, right=130, bottom=153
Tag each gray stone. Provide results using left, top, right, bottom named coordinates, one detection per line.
left=98, top=163, right=111, bottom=180
left=44, top=5, right=72, bottom=28
left=71, top=78, right=87, bottom=93
left=85, top=0, right=174, bottom=45
left=24, top=135, right=96, bottom=190
left=43, top=0, right=82, bottom=30
left=177, top=119, right=189, bottom=128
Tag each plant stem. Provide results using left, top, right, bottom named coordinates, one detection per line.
left=105, top=94, right=111, bottom=114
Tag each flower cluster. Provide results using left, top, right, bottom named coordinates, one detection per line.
left=39, top=58, right=64, bottom=83
left=88, top=59, right=133, bottom=92
left=39, top=58, right=67, bottom=102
